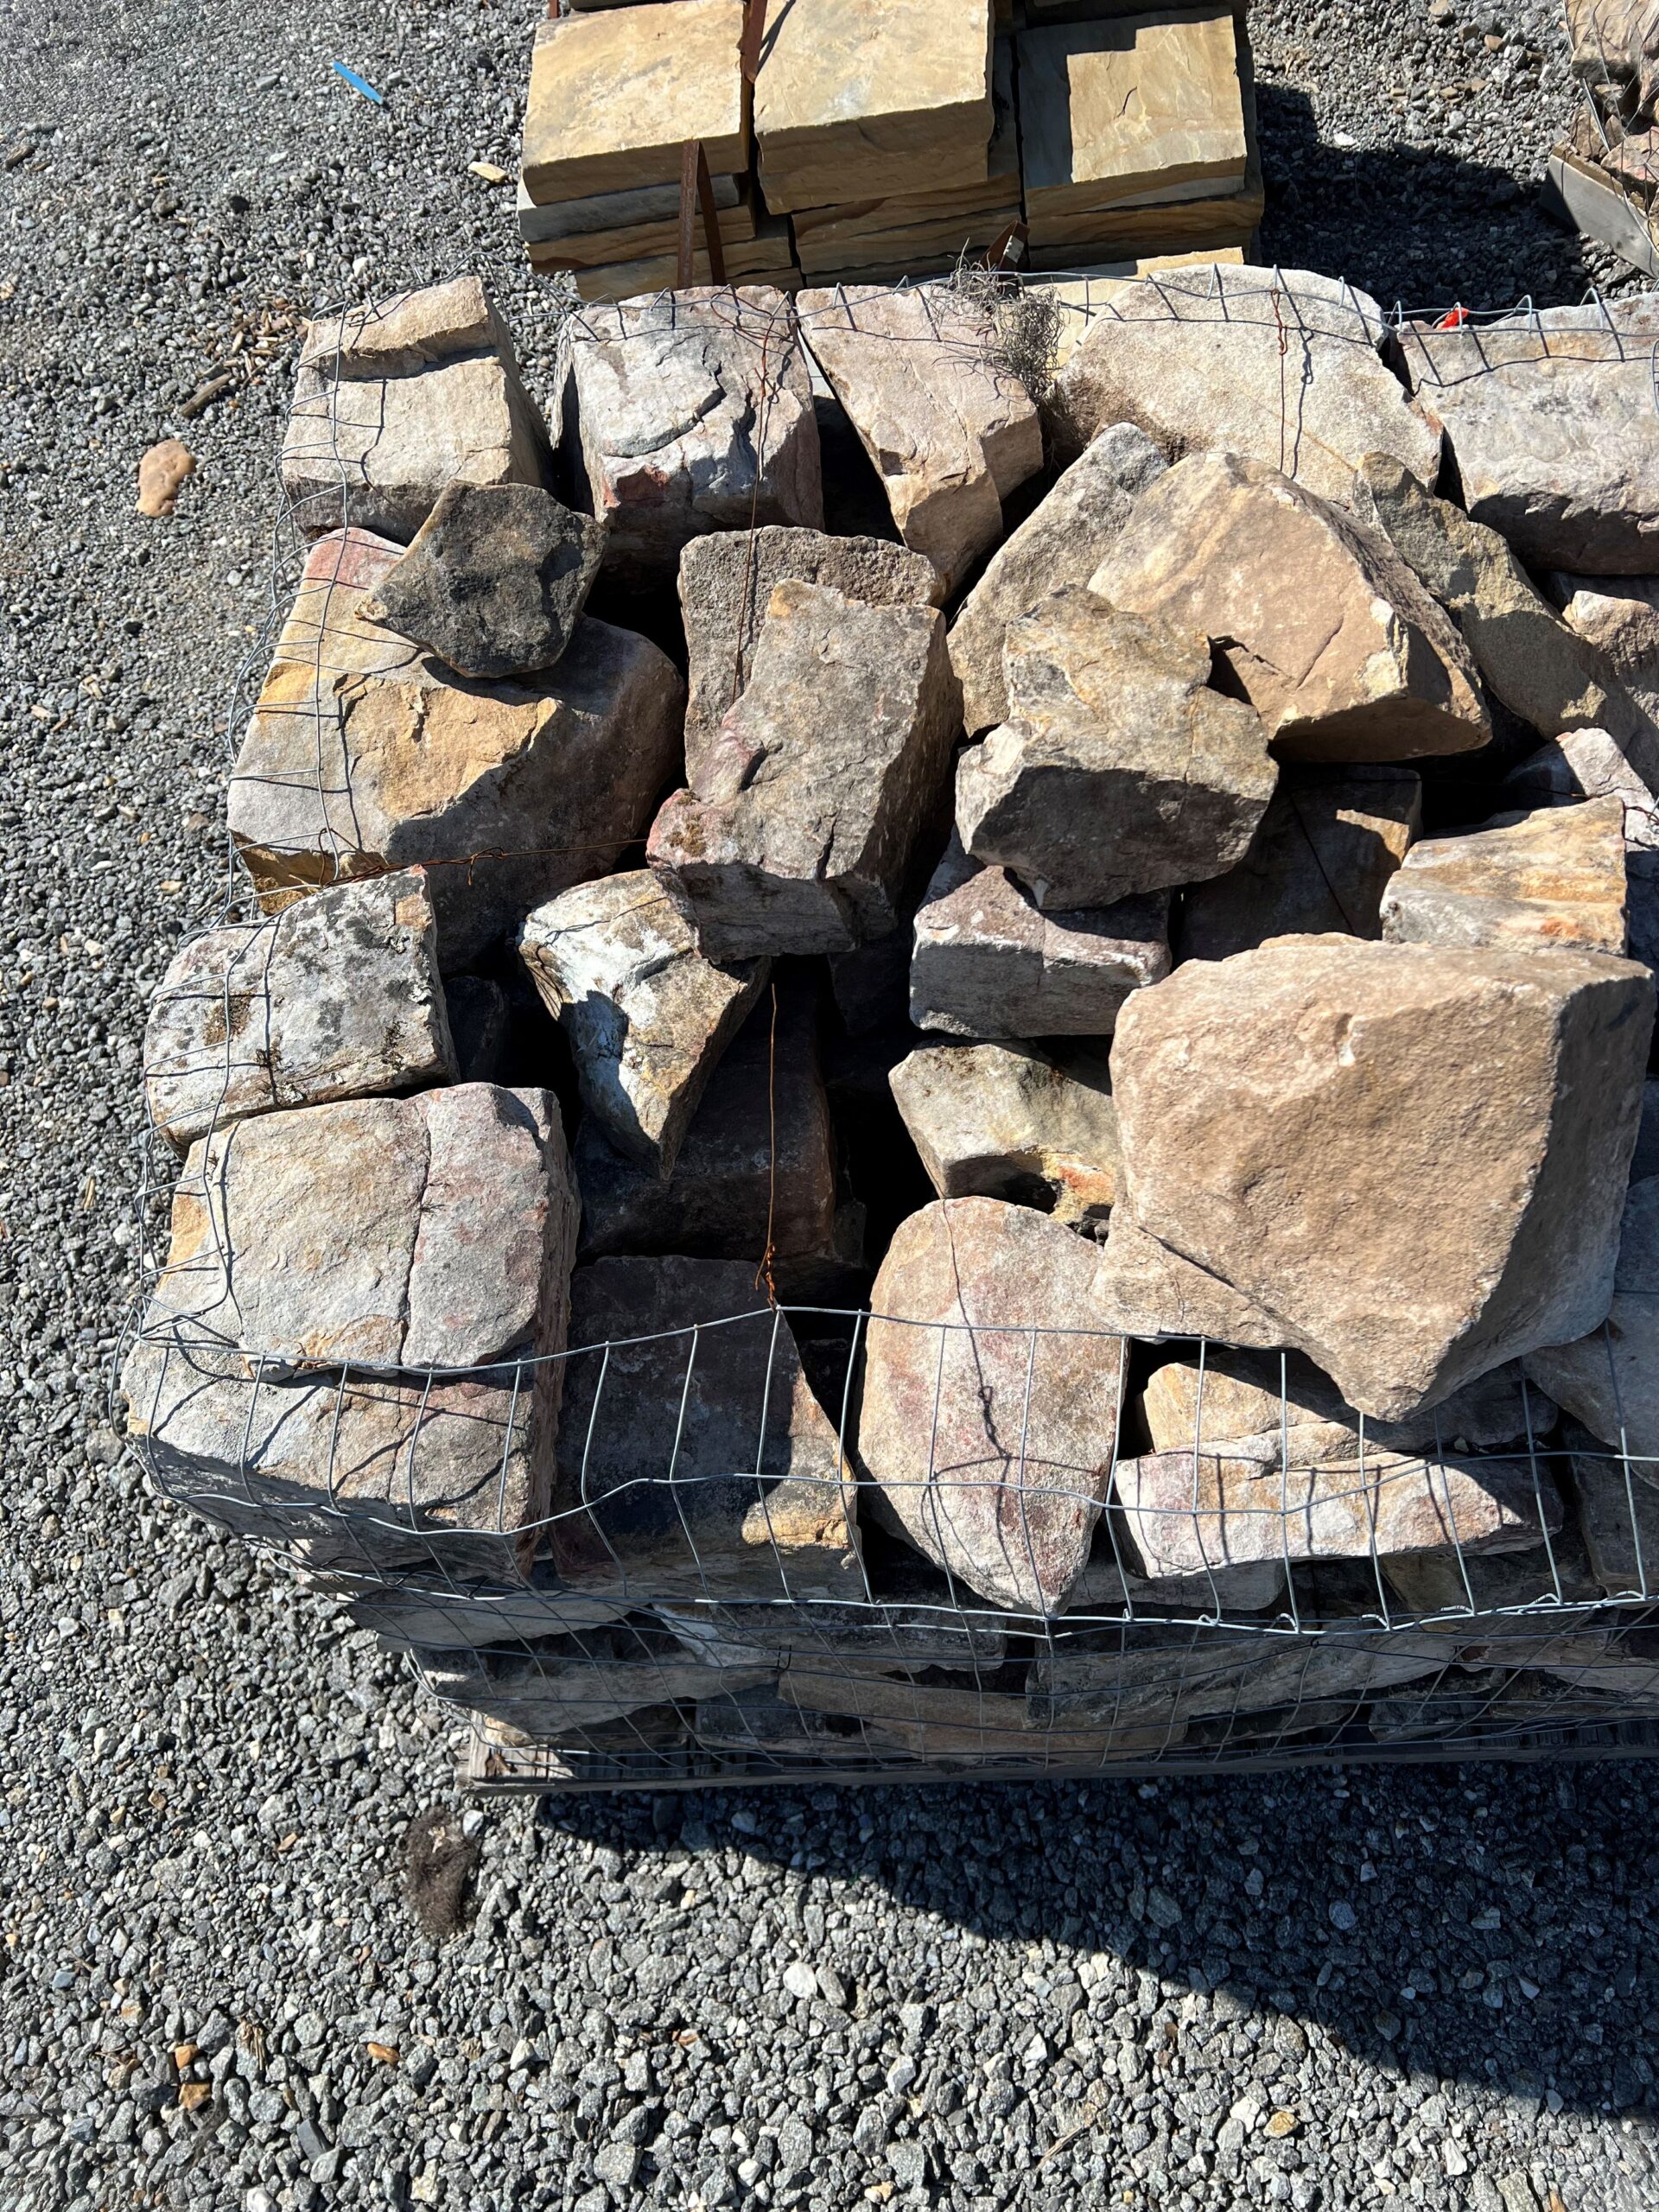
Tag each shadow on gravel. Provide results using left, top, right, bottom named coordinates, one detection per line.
left=540, top=1759, right=1659, bottom=2121
left=1253, top=83, right=1601, bottom=310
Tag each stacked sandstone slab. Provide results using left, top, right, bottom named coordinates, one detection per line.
left=518, top=0, right=1260, bottom=300
left=122, top=264, right=1659, bottom=1782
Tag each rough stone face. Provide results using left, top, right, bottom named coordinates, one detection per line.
left=1090, top=1215, right=1293, bottom=1351
left=890, top=1042, right=1121, bottom=1227
left=1498, top=728, right=1659, bottom=840
left=857, top=1198, right=1125, bottom=1613
left=359, top=481, right=601, bottom=679
left=522, top=1, right=748, bottom=200
left=574, top=987, right=842, bottom=1298
left=678, top=526, right=944, bottom=773
left=565, top=289, right=821, bottom=584
left=228, top=531, right=685, bottom=969
left=1141, top=1347, right=1556, bottom=1464
left=955, top=590, right=1276, bottom=909
left=420, top=1626, right=772, bottom=1736
left=948, top=424, right=1169, bottom=736
left=1398, top=301, right=1659, bottom=575
left=144, top=868, right=457, bottom=1149
left=649, top=581, right=960, bottom=960
left=347, top=1563, right=627, bottom=1649
left=911, top=834, right=1171, bottom=1039
left=519, top=871, right=766, bottom=1177
left=1555, top=572, right=1659, bottom=708
left=1109, top=1446, right=1561, bottom=1589
left=546, top=1257, right=861, bottom=1601
left=147, top=1085, right=578, bottom=1374
left=1563, top=1428, right=1659, bottom=1592
left=1096, top=450, right=1491, bottom=763
left=1113, top=937, right=1656, bottom=1417
left=1032, top=1624, right=1450, bottom=1731
left=1049, top=264, right=1440, bottom=505
left=797, top=285, right=1044, bottom=589
left=1380, top=799, right=1630, bottom=957
left=753, top=0, right=995, bottom=213
left=1356, top=455, right=1659, bottom=782
left=282, top=277, right=550, bottom=542
left=1526, top=1176, right=1659, bottom=1471
left=1177, top=766, right=1421, bottom=963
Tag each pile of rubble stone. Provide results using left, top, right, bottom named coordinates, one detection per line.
left=121, top=263, right=1659, bottom=1781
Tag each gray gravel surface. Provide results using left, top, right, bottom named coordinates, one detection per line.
left=3, top=1, right=1659, bottom=2208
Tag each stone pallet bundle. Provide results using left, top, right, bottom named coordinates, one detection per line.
left=517, top=0, right=1261, bottom=300
left=119, top=263, right=1659, bottom=1793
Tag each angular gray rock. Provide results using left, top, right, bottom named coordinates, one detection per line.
left=1379, top=798, right=1630, bottom=957
left=144, top=1084, right=578, bottom=1375
left=1525, top=1176, right=1659, bottom=1471
left=1355, top=454, right=1659, bottom=782
left=1048, top=264, right=1440, bottom=506
left=857, top=1198, right=1125, bottom=1614
left=282, top=276, right=551, bottom=542
left=1113, top=937, right=1655, bottom=1417
left=890, top=1040, right=1120, bottom=1226
left=359, top=480, right=602, bottom=678
left=649, top=581, right=960, bottom=959
left=955, top=590, right=1276, bottom=910
left=1554, top=571, right=1659, bottom=709
left=1090, top=1213, right=1294, bottom=1351
left=519, top=870, right=767, bottom=1176
left=1096, top=449, right=1491, bottom=763
left=948, top=423, right=1169, bottom=735
left=797, top=283, right=1044, bottom=589
left=144, top=868, right=457, bottom=1149
left=546, top=1256, right=861, bottom=1602
left=1562, top=1428, right=1659, bottom=1594
left=1398, top=299, right=1659, bottom=574
left=1176, top=765, right=1421, bottom=963
left=564, top=287, right=822, bottom=584
left=420, top=1626, right=775, bottom=1737
left=911, top=832, right=1171, bottom=1039
left=678, top=525, right=944, bottom=774
left=573, top=986, right=843, bottom=1300
left=228, top=530, right=685, bottom=969
left=346, top=1561, right=628, bottom=1649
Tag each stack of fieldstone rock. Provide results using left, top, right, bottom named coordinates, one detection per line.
left=123, top=262, right=1659, bottom=1787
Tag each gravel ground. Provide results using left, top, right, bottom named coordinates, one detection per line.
left=3, top=2, right=1659, bottom=2208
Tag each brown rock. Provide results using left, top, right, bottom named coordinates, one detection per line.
left=136, top=438, right=194, bottom=518
left=648, top=581, right=960, bottom=960
left=956, top=589, right=1277, bottom=910
left=1089, top=1215, right=1293, bottom=1352
left=1113, top=937, right=1655, bottom=1417
left=545, top=1256, right=861, bottom=1602
left=1379, top=799, right=1629, bottom=957
left=1177, top=766, right=1421, bottom=963
left=1095, top=449, right=1491, bottom=763
left=910, top=833, right=1171, bottom=1039
left=889, top=1041, right=1121, bottom=1226
left=857, top=1198, right=1124, bottom=1613
left=797, top=284, right=1044, bottom=589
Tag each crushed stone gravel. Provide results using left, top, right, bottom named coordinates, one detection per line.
left=3, top=0, right=1659, bottom=2207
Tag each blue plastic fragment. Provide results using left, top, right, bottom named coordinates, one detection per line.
left=332, top=61, right=385, bottom=105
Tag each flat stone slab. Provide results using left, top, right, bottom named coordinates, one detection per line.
left=282, top=277, right=550, bottom=543
left=798, top=285, right=1043, bottom=589
left=144, top=868, right=457, bottom=1148
left=858, top=1197, right=1125, bottom=1613
left=546, top=1256, right=861, bottom=1602
left=1096, top=449, right=1491, bottom=763
left=911, top=833, right=1171, bottom=1039
left=949, top=423, right=1168, bottom=737
left=360, top=481, right=602, bottom=679
left=1114, top=937, right=1655, bottom=1418
left=890, top=1040, right=1120, bottom=1227
left=1398, top=299, right=1659, bottom=574
left=650, top=581, right=959, bottom=959
left=1380, top=798, right=1629, bottom=957
left=754, top=0, right=995, bottom=213
left=679, top=526, right=944, bottom=773
left=1050, top=263, right=1440, bottom=507
left=955, top=589, right=1276, bottom=908
left=228, top=531, right=684, bottom=969
left=522, top=0, right=749, bottom=202
left=1177, top=765, right=1420, bottom=963
left=520, top=869, right=767, bottom=1176
left=564, top=288, right=820, bottom=585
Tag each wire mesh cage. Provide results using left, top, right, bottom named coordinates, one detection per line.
left=116, top=266, right=1659, bottom=1794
